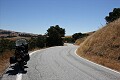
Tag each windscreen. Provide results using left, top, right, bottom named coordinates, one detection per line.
left=16, top=39, right=27, bottom=46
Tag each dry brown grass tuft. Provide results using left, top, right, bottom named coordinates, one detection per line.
left=0, top=50, right=14, bottom=76
left=6, top=36, right=31, bottom=41
left=75, top=31, right=95, bottom=45
left=77, top=18, right=120, bottom=71
left=75, top=37, right=87, bottom=45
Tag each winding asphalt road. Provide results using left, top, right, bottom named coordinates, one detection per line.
left=1, top=44, right=120, bottom=80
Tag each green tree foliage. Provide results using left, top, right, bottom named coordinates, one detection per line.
left=0, top=38, right=15, bottom=55
left=19, top=34, right=32, bottom=37
left=105, top=8, right=120, bottom=23
left=63, top=37, right=74, bottom=43
left=46, top=25, right=65, bottom=46
left=29, top=37, right=37, bottom=50
left=29, top=35, right=46, bottom=50
left=47, top=25, right=65, bottom=37
left=72, top=33, right=88, bottom=41
left=36, top=35, right=46, bottom=48
left=72, top=33, right=82, bottom=41
left=8, top=40, right=15, bottom=50
left=0, top=35, right=47, bottom=55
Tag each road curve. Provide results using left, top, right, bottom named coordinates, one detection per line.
left=1, top=45, right=120, bottom=80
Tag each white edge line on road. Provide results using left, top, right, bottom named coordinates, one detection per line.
left=74, top=49, right=120, bottom=74
left=16, top=73, right=22, bottom=80
left=16, top=50, right=41, bottom=80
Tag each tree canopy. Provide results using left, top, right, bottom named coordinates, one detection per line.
left=72, top=32, right=88, bottom=41
left=105, top=8, right=120, bottom=23
left=46, top=25, right=65, bottom=46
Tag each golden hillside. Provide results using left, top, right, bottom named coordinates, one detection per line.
left=75, top=31, right=95, bottom=45
left=77, top=18, right=120, bottom=71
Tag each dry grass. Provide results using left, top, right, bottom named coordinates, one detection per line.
left=75, top=31, right=95, bottom=45
left=6, top=36, right=31, bottom=41
left=77, top=18, right=120, bottom=71
left=77, top=51, right=120, bottom=71
left=75, top=37, right=87, bottom=45
left=64, top=36, right=72, bottom=38
left=0, top=50, right=14, bottom=76
left=0, top=48, right=42, bottom=76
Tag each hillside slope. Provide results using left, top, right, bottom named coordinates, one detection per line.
left=75, top=31, right=95, bottom=45
left=77, top=18, right=120, bottom=71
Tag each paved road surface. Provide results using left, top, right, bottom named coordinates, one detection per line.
left=1, top=45, right=120, bottom=80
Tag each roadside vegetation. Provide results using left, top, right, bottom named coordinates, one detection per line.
left=63, top=36, right=74, bottom=43
left=0, top=7, right=120, bottom=76
left=73, top=32, right=95, bottom=45
left=77, top=8, right=120, bottom=71
left=0, top=25, right=65, bottom=76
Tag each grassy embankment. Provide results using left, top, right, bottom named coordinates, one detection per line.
left=75, top=31, right=95, bottom=45
left=0, top=50, right=14, bottom=76
left=77, top=18, right=120, bottom=71
left=0, top=37, right=36, bottom=76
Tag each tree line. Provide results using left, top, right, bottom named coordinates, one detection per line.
left=105, top=8, right=120, bottom=23
left=0, top=25, right=65, bottom=55
left=1, top=8, right=119, bottom=55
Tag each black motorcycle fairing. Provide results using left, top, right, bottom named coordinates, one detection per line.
left=9, top=38, right=30, bottom=71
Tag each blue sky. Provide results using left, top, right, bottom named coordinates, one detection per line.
left=0, top=0, right=120, bottom=35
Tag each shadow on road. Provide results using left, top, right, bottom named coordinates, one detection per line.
left=5, top=64, right=28, bottom=75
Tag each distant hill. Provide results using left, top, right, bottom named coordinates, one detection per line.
left=0, top=29, right=38, bottom=38
left=77, top=18, right=120, bottom=71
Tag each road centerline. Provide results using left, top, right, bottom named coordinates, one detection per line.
left=16, top=50, right=41, bottom=80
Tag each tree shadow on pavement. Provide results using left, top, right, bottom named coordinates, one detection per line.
left=5, top=64, right=28, bottom=75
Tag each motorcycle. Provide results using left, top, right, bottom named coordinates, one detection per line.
left=10, top=38, right=30, bottom=71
